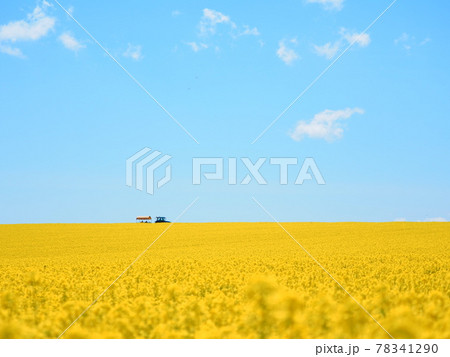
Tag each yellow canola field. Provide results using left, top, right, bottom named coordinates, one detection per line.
left=0, top=222, right=449, bottom=339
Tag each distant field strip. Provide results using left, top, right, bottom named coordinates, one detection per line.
left=0, top=223, right=449, bottom=338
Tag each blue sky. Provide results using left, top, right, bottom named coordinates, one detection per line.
left=1, top=0, right=449, bottom=223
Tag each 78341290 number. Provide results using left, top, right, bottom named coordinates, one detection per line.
left=376, top=344, right=438, bottom=354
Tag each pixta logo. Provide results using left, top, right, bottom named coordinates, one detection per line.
left=126, top=148, right=325, bottom=195
left=126, top=148, right=171, bottom=195
left=192, top=157, right=325, bottom=185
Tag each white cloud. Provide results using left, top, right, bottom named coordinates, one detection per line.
left=0, top=44, right=24, bottom=58
left=59, top=32, right=85, bottom=52
left=172, top=10, right=181, bottom=17
left=395, top=217, right=447, bottom=222
left=123, top=44, right=143, bottom=61
left=340, top=28, right=371, bottom=47
left=420, top=37, right=431, bottom=46
left=192, top=8, right=260, bottom=53
left=306, top=0, right=344, bottom=11
left=290, top=107, right=364, bottom=141
left=186, top=41, right=208, bottom=52
left=394, top=32, right=409, bottom=45
left=313, top=28, right=370, bottom=60
left=239, top=25, right=260, bottom=36
left=424, top=217, right=447, bottom=222
left=192, top=9, right=259, bottom=51
left=395, top=33, right=431, bottom=51
left=0, top=4, right=55, bottom=42
left=313, top=42, right=340, bottom=59
left=199, top=9, right=234, bottom=35
left=277, top=38, right=299, bottom=65
left=0, top=3, right=55, bottom=57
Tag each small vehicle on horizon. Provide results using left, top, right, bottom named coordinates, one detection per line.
left=155, top=216, right=170, bottom=223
